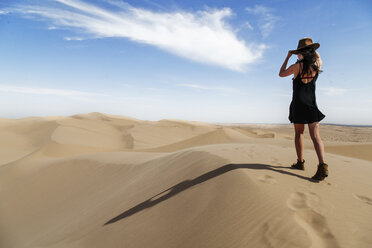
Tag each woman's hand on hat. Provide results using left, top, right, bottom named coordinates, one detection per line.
left=287, top=51, right=293, bottom=57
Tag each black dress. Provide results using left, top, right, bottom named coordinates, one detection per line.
left=289, top=68, right=325, bottom=124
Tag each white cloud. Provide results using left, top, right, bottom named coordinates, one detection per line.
left=64, top=37, right=84, bottom=41
left=246, top=5, right=278, bottom=38
left=0, top=84, right=106, bottom=97
left=319, top=87, right=348, bottom=96
left=11, top=0, right=266, bottom=71
left=176, top=83, right=241, bottom=94
left=242, top=21, right=254, bottom=30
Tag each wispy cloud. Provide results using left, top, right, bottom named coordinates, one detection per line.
left=0, top=84, right=106, bottom=98
left=64, top=36, right=84, bottom=41
left=176, top=83, right=241, bottom=94
left=10, top=0, right=266, bottom=71
left=242, top=21, right=254, bottom=30
left=318, top=87, right=348, bottom=96
left=246, top=5, right=278, bottom=38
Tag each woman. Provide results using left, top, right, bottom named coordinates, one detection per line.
left=279, top=37, right=328, bottom=181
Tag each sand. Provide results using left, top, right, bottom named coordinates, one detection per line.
left=0, top=112, right=371, bottom=248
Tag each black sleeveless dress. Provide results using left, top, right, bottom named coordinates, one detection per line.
left=289, top=69, right=325, bottom=124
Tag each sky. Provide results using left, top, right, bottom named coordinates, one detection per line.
left=0, top=0, right=371, bottom=125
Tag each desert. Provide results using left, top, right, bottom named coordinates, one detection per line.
left=1, top=112, right=371, bottom=248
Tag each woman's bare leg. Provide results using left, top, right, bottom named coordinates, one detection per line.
left=308, top=122, right=325, bottom=164
left=294, top=124, right=305, bottom=162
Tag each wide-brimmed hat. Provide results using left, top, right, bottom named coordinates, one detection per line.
left=290, top=37, right=320, bottom=54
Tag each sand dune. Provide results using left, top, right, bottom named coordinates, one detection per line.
left=1, top=113, right=371, bottom=248
left=138, top=127, right=253, bottom=152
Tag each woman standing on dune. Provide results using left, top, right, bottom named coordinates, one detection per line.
left=279, top=37, right=328, bottom=181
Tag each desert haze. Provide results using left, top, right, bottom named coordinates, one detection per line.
left=0, top=112, right=371, bottom=248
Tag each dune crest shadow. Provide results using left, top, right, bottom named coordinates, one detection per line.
left=104, top=163, right=313, bottom=225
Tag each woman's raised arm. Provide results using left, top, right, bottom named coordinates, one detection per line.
left=315, top=51, right=323, bottom=70
left=279, top=51, right=298, bottom=77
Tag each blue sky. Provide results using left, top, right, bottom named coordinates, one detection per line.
left=0, top=0, right=371, bottom=125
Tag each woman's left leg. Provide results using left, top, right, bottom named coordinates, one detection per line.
left=308, top=122, right=325, bottom=164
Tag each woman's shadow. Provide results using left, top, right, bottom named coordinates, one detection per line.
left=104, top=163, right=316, bottom=226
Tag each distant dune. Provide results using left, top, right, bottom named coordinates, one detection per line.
left=1, top=112, right=371, bottom=248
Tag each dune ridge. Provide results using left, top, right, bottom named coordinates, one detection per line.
left=1, top=112, right=371, bottom=248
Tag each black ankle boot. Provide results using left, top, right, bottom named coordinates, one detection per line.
left=312, top=163, right=328, bottom=181
left=291, top=159, right=305, bottom=170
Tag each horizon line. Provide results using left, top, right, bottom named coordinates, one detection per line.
left=1, top=112, right=371, bottom=127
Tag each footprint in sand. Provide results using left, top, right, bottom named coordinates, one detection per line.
left=258, top=174, right=277, bottom=184
left=353, top=194, right=372, bottom=205
left=287, top=192, right=340, bottom=248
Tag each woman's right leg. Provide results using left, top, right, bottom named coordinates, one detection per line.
left=294, top=123, right=305, bottom=162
